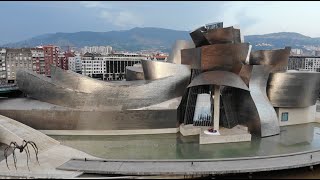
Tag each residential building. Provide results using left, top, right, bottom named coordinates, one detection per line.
left=0, top=49, right=6, bottom=84
left=103, top=53, right=145, bottom=80
left=68, top=53, right=81, bottom=73
left=81, top=52, right=107, bottom=79
left=290, top=48, right=303, bottom=56
left=81, top=46, right=112, bottom=55
left=62, top=51, right=75, bottom=70
left=43, top=45, right=59, bottom=77
left=82, top=52, right=147, bottom=81
left=57, top=52, right=69, bottom=71
left=31, top=48, right=45, bottom=75
left=5, top=48, right=33, bottom=84
left=288, top=56, right=320, bottom=72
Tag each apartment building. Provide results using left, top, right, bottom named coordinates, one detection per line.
left=82, top=53, right=147, bottom=81
left=0, top=49, right=6, bottom=84
left=5, top=48, right=33, bottom=84
left=43, top=45, right=59, bottom=77
left=288, top=56, right=320, bottom=72
left=81, top=46, right=112, bottom=55
left=31, top=48, right=45, bottom=75
left=68, top=53, right=82, bottom=73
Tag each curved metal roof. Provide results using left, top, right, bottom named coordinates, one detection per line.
left=187, top=70, right=249, bottom=91
left=267, top=71, right=320, bottom=107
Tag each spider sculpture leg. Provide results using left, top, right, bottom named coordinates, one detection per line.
left=20, top=140, right=32, bottom=171
left=4, top=142, right=17, bottom=170
left=4, top=146, right=12, bottom=170
left=12, top=147, right=17, bottom=170
left=27, top=141, right=40, bottom=165
left=25, top=144, right=31, bottom=162
left=24, top=147, right=30, bottom=171
left=25, top=143, right=34, bottom=171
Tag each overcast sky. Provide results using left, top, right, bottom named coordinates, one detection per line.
left=1, top=1, right=319, bottom=44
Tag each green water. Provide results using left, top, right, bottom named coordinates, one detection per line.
left=51, top=123, right=320, bottom=160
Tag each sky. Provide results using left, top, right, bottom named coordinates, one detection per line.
left=1, top=1, right=320, bottom=44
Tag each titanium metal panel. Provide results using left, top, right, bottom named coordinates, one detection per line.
left=181, top=47, right=201, bottom=69
left=250, top=47, right=291, bottom=72
left=181, top=43, right=250, bottom=73
left=126, top=65, right=145, bottom=81
left=204, top=26, right=241, bottom=44
left=189, top=26, right=210, bottom=47
left=267, top=71, right=320, bottom=107
left=239, top=65, right=253, bottom=86
left=228, top=65, right=280, bottom=137
left=17, top=66, right=190, bottom=110
left=249, top=65, right=280, bottom=137
left=187, top=71, right=249, bottom=91
left=166, top=40, right=195, bottom=64
left=0, top=98, right=177, bottom=130
left=141, top=60, right=191, bottom=80
left=220, top=87, right=239, bottom=128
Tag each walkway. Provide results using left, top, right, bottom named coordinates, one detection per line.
left=0, top=115, right=97, bottom=178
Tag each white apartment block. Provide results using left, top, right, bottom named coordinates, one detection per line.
left=82, top=53, right=147, bottom=81
left=0, top=49, right=6, bottom=84
left=304, top=57, right=320, bottom=72
left=81, top=46, right=112, bottom=55
left=68, top=53, right=82, bottom=73
left=288, top=56, right=320, bottom=72
left=291, top=48, right=303, bottom=56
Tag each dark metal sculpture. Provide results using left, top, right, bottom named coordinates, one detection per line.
left=4, top=140, right=39, bottom=171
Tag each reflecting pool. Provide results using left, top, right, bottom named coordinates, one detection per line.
left=51, top=123, right=320, bottom=160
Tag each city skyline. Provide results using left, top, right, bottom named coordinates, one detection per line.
left=1, top=1, right=320, bottom=44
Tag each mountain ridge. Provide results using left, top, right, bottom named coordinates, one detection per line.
left=2, top=27, right=320, bottom=52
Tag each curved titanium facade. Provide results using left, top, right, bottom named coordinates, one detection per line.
left=250, top=48, right=291, bottom=72
left=249, top=65, right=280, bottom=137
left=239, top=65, right=253, bottom=86
left=204, top=26, right=241, bottom=44
left=17, top=66, right=190, bottom=110
left=181, top=43, right=250, bottom=73
left=126, top=65, right=145, bottom=81
left=267, top=71, right=320, bottom=107
left=187, top=71, right=249, bottom=91
left=166, top=40, right=195, bottom=64
left=141, top=59, right=191, bottom=80
left=0, top=98, right=177, bottom=130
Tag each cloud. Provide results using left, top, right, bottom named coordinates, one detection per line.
left=80, top=1, right=102, bottom=8
left=79, top=1, right=112, bottom=9
left=80, top=1, right=143, bottom=28
left=100, top=10, right=143, bottom=28
left=234, top=10, right=259, bottom=30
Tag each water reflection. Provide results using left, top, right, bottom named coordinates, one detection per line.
left=51, top=123, right=320, bottom=160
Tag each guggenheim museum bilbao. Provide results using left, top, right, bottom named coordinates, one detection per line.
left=1, top=22, right=320, bottom=144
